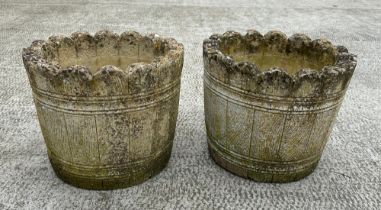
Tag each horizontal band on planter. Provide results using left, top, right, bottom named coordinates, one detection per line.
left=31, top=78, right=180, bottom=114
left=204, top=70, right=346, bottom=100
left=48, top=142, right=172, bottom=172
left=30, top=78, right=181, bottom=101
left=204, top=76, right=343, bottom=114
left=50, top=147, right=172, bottom=189
left=207, top=134, right=320, bottom=174
left=33, top=88, right=179, bottom=114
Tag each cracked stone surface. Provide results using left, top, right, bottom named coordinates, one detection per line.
left=0, top=0, right=380, bottom=209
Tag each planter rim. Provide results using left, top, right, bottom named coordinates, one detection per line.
left=22, top=30, right=184, bottom=81
left=203, top=29, right=357, bottom=82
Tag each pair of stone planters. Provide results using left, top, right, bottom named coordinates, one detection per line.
left=22, top=30, right=356, bottom=189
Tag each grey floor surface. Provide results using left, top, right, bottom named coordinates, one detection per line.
left=0, top=0, right=380, bottom=209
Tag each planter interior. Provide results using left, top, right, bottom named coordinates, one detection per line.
left=219, top=39, right=335, bottom=75
left=44, top=32, right=160, bottom=74
left=22, top=30, right=184, bottom=189
left=203, top=30, right=357, bottom=182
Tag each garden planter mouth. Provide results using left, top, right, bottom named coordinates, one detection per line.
left=203, top=30, right=357, bottom=182
left=22, top=30, right=184, bottom=189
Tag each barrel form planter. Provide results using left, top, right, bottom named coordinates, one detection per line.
left=203, top=30, right=357, bottom=182
left=22, top=30, right=184, bottom=189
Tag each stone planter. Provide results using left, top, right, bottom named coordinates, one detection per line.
left=22, top=30, right=184, bottom=189
left=203, top=30, right=357, bottom=182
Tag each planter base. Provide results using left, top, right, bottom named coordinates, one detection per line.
left=207, top=137, right=319, bottom=183
left=49, top=147, right=172, bottom=190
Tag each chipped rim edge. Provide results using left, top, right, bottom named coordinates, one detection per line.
left=21, top=30, right=184, bottom=81
left=203, top=29, right=357, bottom=82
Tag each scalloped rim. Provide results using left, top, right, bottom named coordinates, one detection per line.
left=22, top=30, right=184, bottom=81
left=203, top=29, right=357, bottom=81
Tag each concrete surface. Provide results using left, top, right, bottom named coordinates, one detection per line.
left=0, top=0, right=380, bottom=209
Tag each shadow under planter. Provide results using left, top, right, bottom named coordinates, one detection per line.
left=22, top=30, right=184, bottom=189
left=203, top=30, right=357, bottom=182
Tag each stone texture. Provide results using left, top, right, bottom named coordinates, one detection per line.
left=0, top=0, right=380, bottom=209
left=22, top=30, right=184, bottom=189
left=204, top=30, right=357, bottom=182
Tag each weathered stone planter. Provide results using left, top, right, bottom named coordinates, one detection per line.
left=203, top=30, right=356, bottom=182
left=22, top=30, right=184, bottom=189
